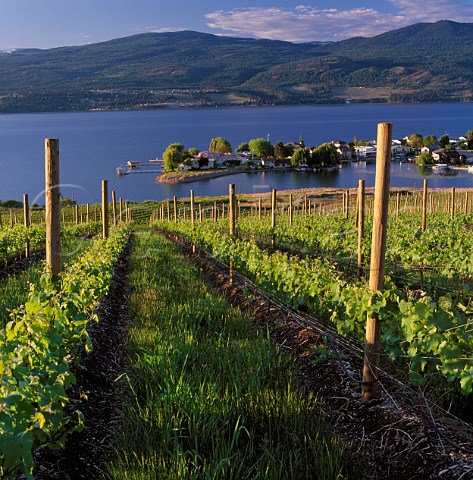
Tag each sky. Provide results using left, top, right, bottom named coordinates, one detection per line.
left=1, top=0, right=473, bottom=50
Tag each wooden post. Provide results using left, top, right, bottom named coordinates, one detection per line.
left=75, top=204, right=79, bottom=225
left=112, top=190, right=117, bottom=227
left=258, top=197, right=262, bottom=219
left=451, top=187, right=456, bottom=220
left=422, top=179, right=428, bottom=232
left=229, top=184, right=236, bottom=236
left=86, top=203, right=90, bottom=224
left=119, top=198, right=123, bottom=222
left=10, top=208, right=13, bottom=228
left=289, top=193, right=293, bottom=226
left=45, top=138, right=61, bottom=277
left=23, top=193, right=30, bottom=258
left=174, top=196, right=178, bottom=222
left=199, top=203, right=203, bottom=224
left=271, top=189, right=277, bottom=230
left=229, top=184, right=236, bottom=285
left=362, top=123, right=392, bottom=400
left=190, top=190, right=195, bottom=227
left=357, top=180, right=365, bottom=278
left=345, top=189, right=350, bottom=219
left=102, top=180, right=109, bottom=239
left=271, top=189, right=277, bottom=253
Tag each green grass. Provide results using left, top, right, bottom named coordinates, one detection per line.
left=106, top=230, right=355, bottom=479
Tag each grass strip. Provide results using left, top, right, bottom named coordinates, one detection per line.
left=107, top=230, right=354, bottom=479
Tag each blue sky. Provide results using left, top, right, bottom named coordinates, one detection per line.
left=1, top=0, right=473, bottom=50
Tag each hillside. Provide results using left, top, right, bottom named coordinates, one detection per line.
left=0, top=21, right=472, bottom=112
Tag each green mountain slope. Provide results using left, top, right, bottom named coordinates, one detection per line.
left=0, top=21, right=472, bottom=112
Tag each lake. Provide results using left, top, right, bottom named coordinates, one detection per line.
left=0, top=103, right=472, bottom=204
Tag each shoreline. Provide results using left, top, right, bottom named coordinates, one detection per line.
left=156, top=165, right=254, bottom=184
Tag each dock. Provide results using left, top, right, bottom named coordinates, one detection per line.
left=117, top=160, right=164, bottom=176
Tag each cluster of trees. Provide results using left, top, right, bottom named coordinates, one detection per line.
left=291, top=144, right=340, bottom=168
left=408, top=130, right=473, bottom=166
left=162, top=135, right=342, bottom=172
left=162, top=144, right=200, bottom=171
left=407, top=130, right=473, bottom=150
left=162, top=136, right=275, bottom=171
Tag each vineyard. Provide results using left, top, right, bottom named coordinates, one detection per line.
left=1, top=136, right=473, bottom=478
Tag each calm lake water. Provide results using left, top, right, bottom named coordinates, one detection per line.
left=1, top=103, right=473, bottom=204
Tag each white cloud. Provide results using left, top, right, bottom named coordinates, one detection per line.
left=205, top=1, right=473, bottom=42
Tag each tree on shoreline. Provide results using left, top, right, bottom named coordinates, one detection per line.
left=408, top=133, right=423, bottom=148
left=163, top=143, right=185, bottom=171
left=210, top=137, right=232, bottom=153
left=248, top=138, right=273, bottom=157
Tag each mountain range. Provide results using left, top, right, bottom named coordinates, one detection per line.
left=0, top=20, right=472, bottom=113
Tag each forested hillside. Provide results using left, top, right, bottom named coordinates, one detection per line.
left=0, top=20, right=472, bottom=112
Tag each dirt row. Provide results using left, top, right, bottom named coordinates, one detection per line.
left=31, top=231, right=473, bottom=479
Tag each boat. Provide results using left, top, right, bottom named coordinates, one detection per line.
left=295, top=163, right=311, bottom=172
left=127, top=161, right=141, bottom=168
left=116, top=166, right=129, bottom=176
left=432, top=163, right=450, bottom=171
left=468, top=165, right=473, bottom=173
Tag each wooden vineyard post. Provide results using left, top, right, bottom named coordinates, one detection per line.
left=174, top=196, right=178, bottom=222
left=345, top=189, right=350, bottom=219
left=190, top=190, right=195, bottom=227
left=86, top=203, right=90, bottom=224
left=45, top=138, right=61, bottom=278
left=119, top=198, right=123, bottom=222
left=271, top=189, right=277, bottom=253
left=396, top=192, right=401, bottom=221
left=422, top=179, right=428, bottom=232
left=23, top=193, right=30, bottom=258
left=258, top=197, right=262, bottom=219
left=199, top=204, right=203, bottom=224
left=451, top=187, right=456, bottom=220
left=75, top=205, right=79, bottom=225
left=10, top=209, right=13, bottom=228
left=357, top=180, right=365, bottom=278
left=229, top=184, right=236, bottom=285
left=362, top=122, right=392, bottom=400
left=229, top=184, right=236, bottom=236
left=112, top=190, right=117, bottom=227
left=102, top=180, right=109, bottom=239
left=289, top=193, right=293, bottom=226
